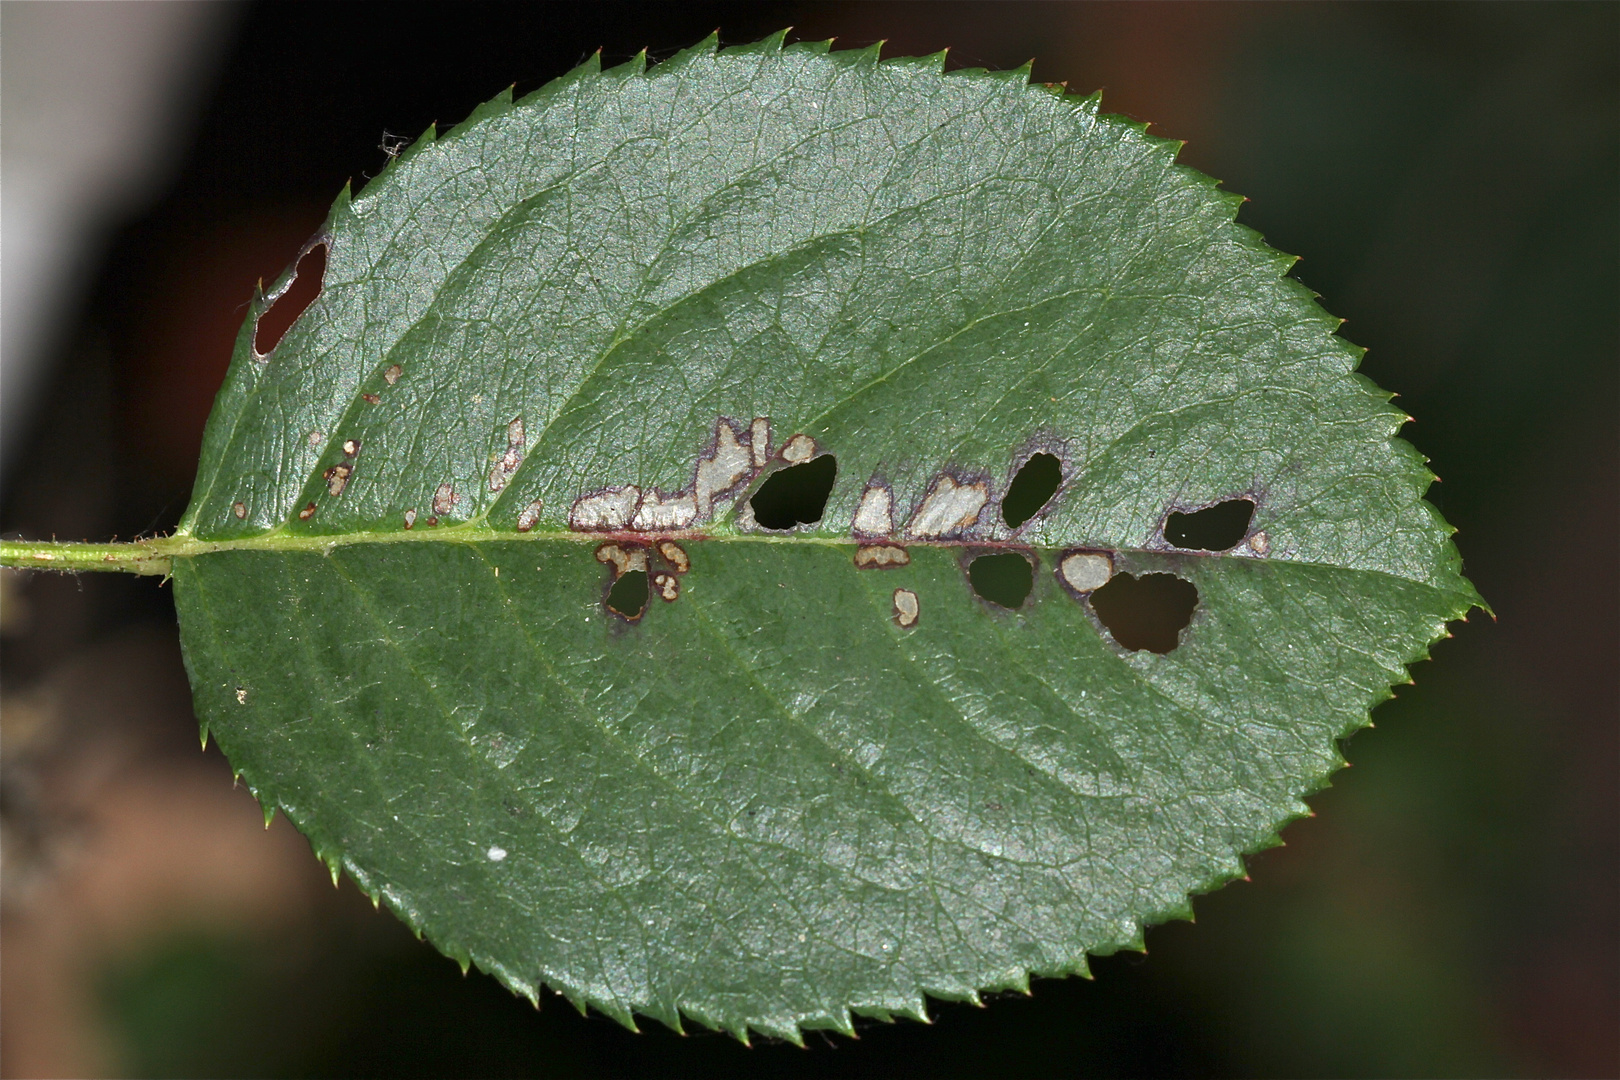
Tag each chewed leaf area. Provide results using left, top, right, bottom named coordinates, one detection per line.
left=253, top=242, right=326, bottom=356
left=968, top=551, right=1035, bottom=609
left=1164, top=498, right=1254, bottom=551
left=173, top=33, right=1478, bottom=1046
left=749, top=454, right=837, bottom=530
left=1089, top=572, right=1200, bottom=653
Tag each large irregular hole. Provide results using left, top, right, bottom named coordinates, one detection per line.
left=1089, top=572, right=1198, bottom=653
left=254, top=243, right=327, bottom=355
left=968, top=552, right=1034, bottom=609
left=1164, top=499, right=1254, bottom=551
left=605, top=570, right=649, bottom=621
left=749, top=455, right=837, bottom=530
left=1001, top=452, right=1062, bottom=528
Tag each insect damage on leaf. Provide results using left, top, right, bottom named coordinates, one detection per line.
left=170, top=31, right=1481, bottom=1046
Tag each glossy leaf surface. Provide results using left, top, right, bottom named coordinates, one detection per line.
left=172, top=35, right=1478, bottom=1041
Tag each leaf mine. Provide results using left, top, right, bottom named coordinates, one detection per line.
left=853, top=481, right=894, bottom=537
left=515, top=499, right=545, bottom=533
left=1057, top=550, right=1113, bottom=595
left=906, top=474, right=990, bottom=539
left=571, top=485, right=641, bottom=531
left=488, top=417, right=525, bottom=493
left=854, top=544, right=910, bottom=569
left=892, top=588, right=920, bottom=628
left=432, top=483, right=457, bottom=517
left=657, top=540, right=690, bottom=574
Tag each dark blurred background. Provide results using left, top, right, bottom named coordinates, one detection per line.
left=1, top=3, right=1614, bottom=1077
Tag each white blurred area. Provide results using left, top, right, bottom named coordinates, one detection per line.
left=1, top=1, right=233, bottom=474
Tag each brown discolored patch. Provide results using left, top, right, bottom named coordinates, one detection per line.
left=488, top=416, right=525, bottom=493
left=652, top=572, right=680, bottom=602
left=854, top=544, right=910, bottom=569
left=515, top=499, right=544, bottom=532
left=892, top=588, right=920, bottom=628
left=432, top=483, right=456, bottom=516
left=323, top=463, right=353, bottom=497
left=403, top=509, right=417, bottom=529
left=657, top=540, right=690, bottom=574
left=362, top=392, right=381, bottom=405
left=231, top=501, right=247, bottom=520
left=425, top=516, right=439, bottom=527
left=297, top=502, right=317, bottom=520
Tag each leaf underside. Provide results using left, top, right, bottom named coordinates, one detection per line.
left=172, top=34, right=1479, bottom=1042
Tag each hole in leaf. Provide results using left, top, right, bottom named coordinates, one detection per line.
left=605, top=570, right=648, bottom=620
left=968, top=552, right=1034, bottom=609
left=1002, top=453, right=1062, bottom=528
left=749, top=455, right=836, bottom=530
left=1164, top=499, right=1254, bottom=551
left=1089, top=572, right=1198, bottom=653
left=254, top=243, right=327, bottom=355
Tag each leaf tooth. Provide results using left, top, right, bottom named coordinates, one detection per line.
left=751, top=1016, right=806, bottom=1047
left=727, top=27, right=789, bottom=56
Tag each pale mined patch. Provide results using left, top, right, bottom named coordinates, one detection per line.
left=342, top=439, right=360, bottom=457
left=906, top=476, right=988, bottom=538
left=658, top=540, right=690, bottom=574
left=632, top=491, right=698, bottom=530
left=307, top=430, right=324, bottom=448
left=324, top=463, right=353, bottom=497
left=571, top=485, right=641, bottom=530
left=404, top=508, right=417, bottom=529
left=432, top=483, right=457, bottom=516
left=652, top=572, right=680, bottom=602
left=488, top=416, right=525, bottom=492
left=383, top=364, right=402, bottom=385
left=1248, top=530, right=1270, bottom=555
left=781, top=434, right=816, bottom=463
left=594, top=543, right=648, bottom=578
left=693, top=420, right=753, bottom=517
left=749, top=418, right=771, bottom=467
left=854, top=544, right=910, bottom=569
left=232, top=501, right=247, bottom=519
left=515, top=499, right=544, bottom=532
left=892, top=588, right=920, bottom=628
left=298, top=502, right=317, bottom=520
left=853, top=483, right=893, bottom=536
left=1058, top=552, right=1112, bottom=593
left=235, top=687, right=248, bottom=705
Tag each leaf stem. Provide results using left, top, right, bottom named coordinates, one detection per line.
left=0, top=538, right=177, bottom=576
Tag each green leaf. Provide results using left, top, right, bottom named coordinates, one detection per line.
left=171, top=34, right=1480, bottom=1041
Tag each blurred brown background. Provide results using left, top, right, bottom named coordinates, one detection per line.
left=2, top=3, right=1615, bottom=1077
